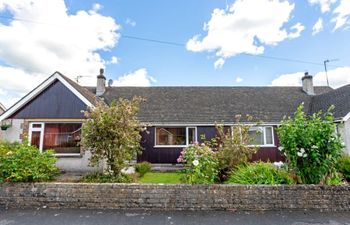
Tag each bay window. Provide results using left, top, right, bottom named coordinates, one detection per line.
left=29, top=122, right=82, bottom=155
left=155, top=127, right=197, bottom=147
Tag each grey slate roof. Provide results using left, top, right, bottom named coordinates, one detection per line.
left=310, top=84, right=350, bottom=119
left=84, top=86, right=332, bottom=124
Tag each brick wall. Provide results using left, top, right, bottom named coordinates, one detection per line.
left=0, top=183, right=349, bottom=211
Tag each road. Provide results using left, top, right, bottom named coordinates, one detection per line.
left=1, top=209, right=350, bottom=225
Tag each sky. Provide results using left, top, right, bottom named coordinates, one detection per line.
left=0, top=0, right=349, bottom=108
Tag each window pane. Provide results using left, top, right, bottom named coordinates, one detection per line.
left=188, top=128, right=196, bottom=144
left=248, top=128, right=264, bottom=145
left=43, top=123, right=82, bottom=154
left=156, top=128, right=186, bottom=145
left=32, top=124, right=42, bottom=128
left=31, top=131, right=41, bottom=149
left=265, top=127, right=273, bottom=145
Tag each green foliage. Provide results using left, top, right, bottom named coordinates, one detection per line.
left=139, top=172, right=183, bottom=184
left=213, top=115, right=258, bottom=181
left=135, top=162, right=151, bottom=177
left=0, top=141, right=59, bottom=183
left=324, top=172, right=343, bottom=185
left=81, top=172, right=132, bottom=183
left=82, top=97, right=145, bottom=176
left=336, top=155, right=350, bottom=182
left=178, top=143, right=218, bottom=184
left=227, top=162, right=295, bottom=185
left=277, top=104, right=344, bottom=184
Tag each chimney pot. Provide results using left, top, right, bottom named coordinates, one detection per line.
left=302, top=72, right=314, bottom=95
left=96, top=68, right=106, bottom=97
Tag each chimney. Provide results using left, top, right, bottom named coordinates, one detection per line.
left=302, top=72, right=314, bottom=95
left=96, top=68, right=106, bottom=97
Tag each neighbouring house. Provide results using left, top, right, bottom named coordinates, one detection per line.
left=0, top=103, right=5, bottom=115
left=0, top=69, right=349, bottom=172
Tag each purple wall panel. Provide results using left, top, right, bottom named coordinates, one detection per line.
left=138, top=126, right=284, bottom=164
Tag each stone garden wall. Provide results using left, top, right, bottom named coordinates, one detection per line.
left=0, top=183, right=349, bottom=211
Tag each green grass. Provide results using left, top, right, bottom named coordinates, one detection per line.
left=138, top=172, right=184, bottom=184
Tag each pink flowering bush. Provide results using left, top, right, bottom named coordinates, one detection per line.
left=178, top=143, right=218, bottom=184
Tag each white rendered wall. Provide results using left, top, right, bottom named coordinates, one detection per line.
left=338, top=119, right=350, bottom=155
left=55, top=151, right=103, bottom=172
left=0, top=119, right=23, bottom=142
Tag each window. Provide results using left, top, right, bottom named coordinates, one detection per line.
left=29, top=122, right=82, bottom=155
left=155, top=127, right=197, bottom=146
left=248, top=126, right=274, bottom=146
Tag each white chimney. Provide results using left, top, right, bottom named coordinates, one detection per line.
left=96, top=68, right=106, bottom=97
left=302, top=72, right=315, bottom=95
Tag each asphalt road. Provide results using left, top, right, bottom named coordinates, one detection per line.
left=1, top=209, right=350, bottom=225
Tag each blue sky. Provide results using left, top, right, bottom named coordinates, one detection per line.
left=0, top=0, right=349, bottom=107
left=66, top=0, right=349, bottom=85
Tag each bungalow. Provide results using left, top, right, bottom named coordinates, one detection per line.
left=0, top=69, right=350, bottom=172
left=0, top=102, right=5, bottom=115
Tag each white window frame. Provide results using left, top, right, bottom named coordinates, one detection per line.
left=247, top=126, right=275, bottom=147
left=154, top=126, right=197, bottom=148
left=28, top=122, right=45, bottom=151
left=28, top=122, right=82, bottom=156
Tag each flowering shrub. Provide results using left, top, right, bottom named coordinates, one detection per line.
left=277, top=104, right=344, bottom=184
left=82, top=97, right=145, bottom=176
left=178, top=143, right=218, bottom=184
left=213, top=115, right=258, bottom=181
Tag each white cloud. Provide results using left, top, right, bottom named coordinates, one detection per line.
left=332, top=0, right=350, bottom=30
left=214, top=58, right=225, bottom=69
left=235, top=77, right=243, bottom=83
left=288, top=23, right=305, bottom=39
left=312, top=18, right=323, bottom=35
left=125, top=18, right=136, bottom=27
left=0, top=66, right=47, bottom=107
left=113, top=68, right=156, bottom=86
left=186, top=0, right=303, bottom=67
left=308, top=0, right=337, bottom=13
left=0, top=0, right=121, bottom=107
left=271, top=67, right=350, bottom=88
left=106, top=56, right=119, bottom=65
left=91, top=3, right=102, bottom=12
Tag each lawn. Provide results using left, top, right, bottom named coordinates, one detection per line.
left=138, top=172, right=184, bottom=184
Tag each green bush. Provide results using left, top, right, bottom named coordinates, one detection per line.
left=0, top=141, right=59, bottom=183
left=178, top=143, right=218, bottom=184
left=135, top=162, right=151, bottom=177
left=81, top=172, right=132, bottom=183
left=336, top=155, right=350, bottom=182
left=277, top=104, right=344, bottom=184
left=227, top=162, right=295, bottom=185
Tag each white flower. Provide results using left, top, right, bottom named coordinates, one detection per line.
left=303, top=153, right=308, bottom=158
left=297, top=151, right=303, bottom=157
left=273, top=161, right=284, bottom=168
left=278, top=146, right=284, bottom=151
left=192, top=159, right=199, bottom=166
left=299, top=148, right=305, bottom=154
left=311, top=145, right=318, bottom=149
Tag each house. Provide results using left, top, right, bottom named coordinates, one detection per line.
left=0, top=103, right=5, bottom=115
left=0, top=69, right=349, bottom=172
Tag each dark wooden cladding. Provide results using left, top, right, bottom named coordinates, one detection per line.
left=138, top=126, right=283, bottom=164
left=138, top=127, right=184, bottom=163
left=11, top=80, right=87, bottom=119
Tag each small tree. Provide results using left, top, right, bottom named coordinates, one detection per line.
left=214, top=115, right=259, bottom=181
left=277, top=104, right=344, bottom=184
left=81, top=97, right=144, bottom=176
